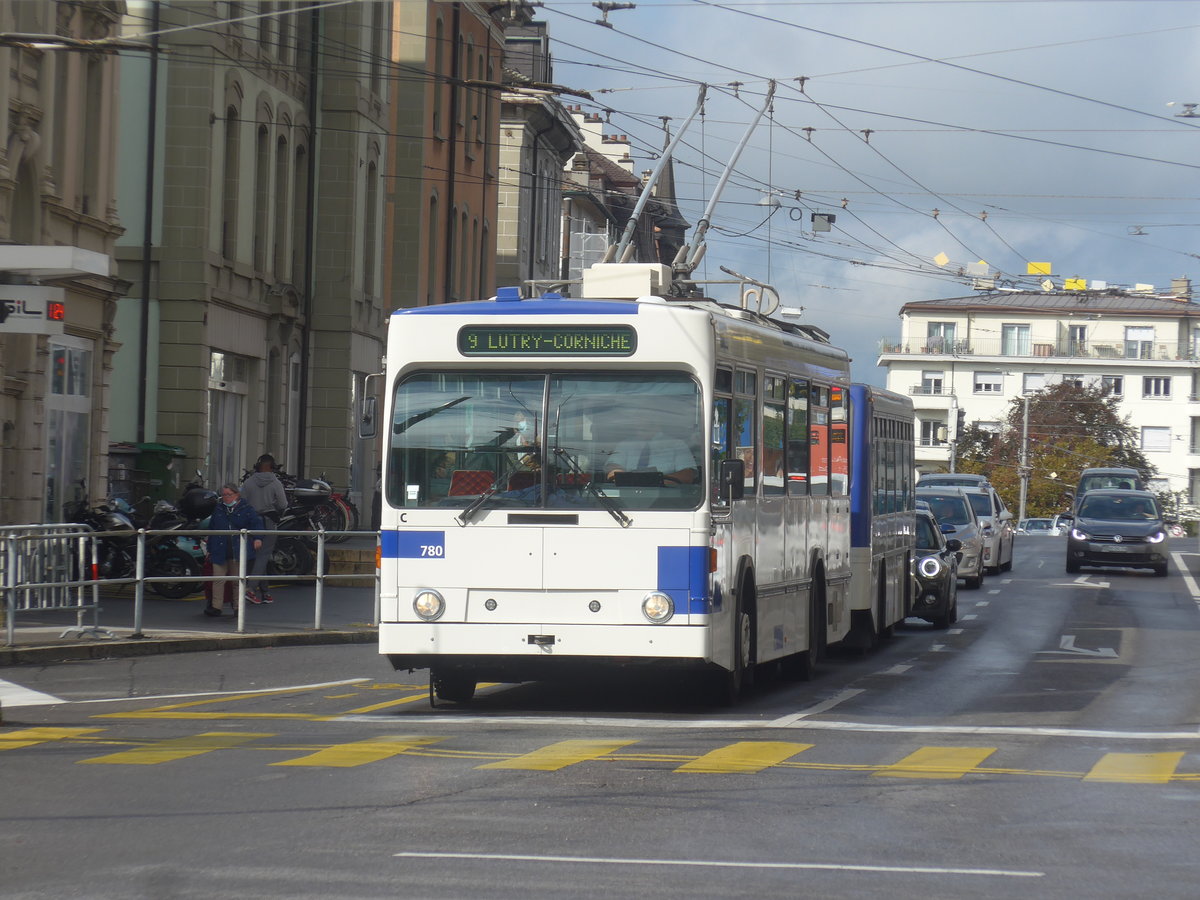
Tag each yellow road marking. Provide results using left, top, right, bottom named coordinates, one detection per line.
left=1084, top=752, right=1186, bottom=784
left=477, top=739, right=637, bottom=771
left=874, top=746, right=996, bottom=780
left=273, top=735, right=446, bottom=767
left=78, top=731, right=273, bottom=765
left=0, top=727, right=104, bottom=750
left=675, top=741, right=814, bottom=774
left=342, top=693, right=430, bottom=714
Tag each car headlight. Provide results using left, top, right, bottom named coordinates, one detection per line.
left=918, top=556, right=942, bottom=578
left=641, top=591, right=674, bottom=623
left=1071, top=528, right=1089, bottom=541
left=413, top=589, right=446, bottom=621
left=1147, top=531, right=1166, bottom=544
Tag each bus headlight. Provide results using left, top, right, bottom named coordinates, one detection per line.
left=413, top=589, right=446, bottom=621
left=641, top=591, right=674, bottom=623
left=918, top=556, right=942, bottom=578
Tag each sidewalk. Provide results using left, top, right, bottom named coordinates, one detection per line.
left=1, top=581, right=378, bottom=666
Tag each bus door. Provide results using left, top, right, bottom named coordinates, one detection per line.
left=756, top=376, right=789, bottom=657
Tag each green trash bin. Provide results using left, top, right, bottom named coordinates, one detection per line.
left=135, top=442, right=187, bottom=504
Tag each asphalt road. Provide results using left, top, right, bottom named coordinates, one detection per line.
left=3, top=536, right=1199, bottom=899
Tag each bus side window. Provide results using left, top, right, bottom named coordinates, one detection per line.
left=734, top=369, right=757, bottom=493
left=787, top=378, right=809, bottom=494
left=711, top=395, right=732, bottom=506
left=809, top=383, right=829, bottom=497
left=763, top=376, right=786, bottom=497
left=830, top=385, right=848, bottom=497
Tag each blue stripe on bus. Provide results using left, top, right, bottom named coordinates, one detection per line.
left=380, top=530, right=446, bottom=559
left=849, top=383, right=872, bottom=548
left=394, top=299, right=640, bottom=317
left=657, top=546, right=710, bottom=615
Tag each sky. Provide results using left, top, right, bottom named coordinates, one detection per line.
left=538, top=0, right=1200, bottom=384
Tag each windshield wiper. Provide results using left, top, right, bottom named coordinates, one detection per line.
left=394, top=396, right=470, bottom=435
left=553, top=446, right=631, bottom=528
left=455, top=483, right=500, bottom=526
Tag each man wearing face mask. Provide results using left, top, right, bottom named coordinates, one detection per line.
left=204, top=483, right=264, bottom=617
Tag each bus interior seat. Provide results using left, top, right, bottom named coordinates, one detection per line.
left=448, top=470, right=494, bottom=496
left=507, top=471, right=537, bottom=491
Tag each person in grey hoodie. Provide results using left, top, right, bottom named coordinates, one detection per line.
left=240, top=453, right=289, bottom=603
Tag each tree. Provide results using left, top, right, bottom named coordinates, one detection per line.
left=955, top=382, right=1152, bottom=517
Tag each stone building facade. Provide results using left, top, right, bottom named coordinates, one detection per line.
left=0, top=1, right=128, bottom=525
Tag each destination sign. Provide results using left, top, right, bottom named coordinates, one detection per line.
left=458, top=325, right=637, bottom=357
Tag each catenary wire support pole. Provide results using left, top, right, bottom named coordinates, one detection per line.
left=1018, top=394, right=1031, bottom=524
left=675, top=80, right=777, bottom=277
left=610, top=84, right=708, bottom=263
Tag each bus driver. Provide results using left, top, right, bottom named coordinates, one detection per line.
left=605, top=418, right=698, bottom=484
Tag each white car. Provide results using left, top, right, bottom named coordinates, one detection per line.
left=1018, top=517, right=1061, bottom=536
left=962, top=485, right=1015, bottom=574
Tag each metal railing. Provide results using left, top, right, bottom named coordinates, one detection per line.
left=879, top=338, right=1198, bottom=361
left=1, top=525, right=380, bottom=646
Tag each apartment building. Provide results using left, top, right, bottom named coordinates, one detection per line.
left=877, top=284, right=1200, bottom=499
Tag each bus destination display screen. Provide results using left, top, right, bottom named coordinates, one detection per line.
left=458, top=325, right=637, bottom=357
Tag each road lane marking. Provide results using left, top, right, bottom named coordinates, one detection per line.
left=1084, top=752, right=1186, bottom=784
left=72, top=678, right=370, bottom=705
left=874, top=746, right=996, bottom=780
left=675, top=741, right=812, bottom=773
left=273, top=735, right=446, bottom=767
left=1037, top=635, right=1118, bottom=658
left=0, top=680, right=65, bottom=708
left=0, top=727, right=103, bottom=750
left=477, top=739, right=636, bottom=771
left=974, top=600, right=990, bottom=607
left=988, top=589, right=1001, bottom=595
left=78, top=731, right=273, bottom=765
left=961, top=614, right=978, bottom=620
left=1172, top=551, right=1200, bottom=604
left=768, top=688, right=863, bottom=726
left=880, top=665, right=912, bottom=675
left=393, top=851, right=1044, bottom=879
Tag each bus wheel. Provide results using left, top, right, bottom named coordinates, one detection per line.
left=430, top=670, right=476, bottom=706
left=712, top=582, right=753, bottom=705
left=795, top=578, right=827, bottom=682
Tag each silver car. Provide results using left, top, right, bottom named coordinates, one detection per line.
left=961, top=484, right=1015, bottom=575
left=916, top=487, right=986, bottom=589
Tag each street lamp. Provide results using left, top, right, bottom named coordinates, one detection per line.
left=1017, top=394, right=1031, bottom=524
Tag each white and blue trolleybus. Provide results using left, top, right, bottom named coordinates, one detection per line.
left=372, top=264, right=854, bottom=703
left=847, top=383, right=916, bottom=644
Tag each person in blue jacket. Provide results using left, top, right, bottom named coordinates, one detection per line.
left=205, top=483, right=264, bottom=617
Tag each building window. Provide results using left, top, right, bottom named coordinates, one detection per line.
left=1023, top=372, right=1046, bottom=394
left=1125, top=326, right=1154, bottom=360
left=1067, top=324, right=1087, bottom=356
left=222, top=107, right=240, bottom=260
left=1190, top=469, right=1200, bottom=505
left=925, top=322, right=956, bottom=353
left=919, top=419, right=945, bottom=446
left=1101, top=375, right=1124, bottom=397
left=1141, top=426, right=1170, bottom=453
left=974, top=371, right=1002, bottom=394
left=208, top=351, right=250, bottom=488
left=1061, top=373, right=1084, bottom=389
left=921, top=371, right=944, bottom=395
left=45, top=337, right=94, bottom=522
left=1001, top=323, right=1031, bottom=356
left=1143, top=376, right=1171, bottom=399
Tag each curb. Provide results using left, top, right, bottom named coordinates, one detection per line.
left=0, top=628, right=378, bottom=667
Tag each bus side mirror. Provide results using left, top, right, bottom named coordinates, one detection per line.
left=718, top=459, right=745, bottom=503
left=358, top=396, right=377, bottom=439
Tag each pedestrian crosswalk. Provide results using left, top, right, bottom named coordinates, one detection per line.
left=1, top=725, right=1197, bottom=784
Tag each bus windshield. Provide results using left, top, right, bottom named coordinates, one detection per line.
left=387, top=370, right=703, bottom=512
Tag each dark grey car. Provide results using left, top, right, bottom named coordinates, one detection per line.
left=1063, top=489, right=1170, bottom=577
left=910, top=506, right=961, bottom=628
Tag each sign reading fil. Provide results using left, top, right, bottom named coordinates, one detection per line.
left=0, top=286, right=66, bottom=335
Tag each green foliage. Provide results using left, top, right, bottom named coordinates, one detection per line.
left=952, top=382, right=1152, bottom=518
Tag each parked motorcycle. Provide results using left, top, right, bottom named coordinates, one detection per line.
left=63, top=481, right=199, bottom=599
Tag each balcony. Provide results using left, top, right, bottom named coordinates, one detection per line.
left=878, top=338, right=1198, bottom=362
